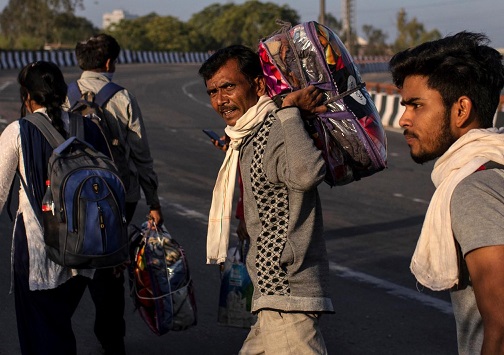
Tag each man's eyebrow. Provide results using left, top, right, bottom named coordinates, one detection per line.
left=206, top=81, right=233, bottom=94
left=400, top=97, right=421, bottom=106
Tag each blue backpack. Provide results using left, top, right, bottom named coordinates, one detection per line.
left=23, top=113, right=129, bottom=269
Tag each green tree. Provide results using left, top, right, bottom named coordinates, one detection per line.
left=187, top=1, right=299, bottom=50
left=107, top=13, right=192, bottom=51
left=145, top=16, right=190, bottom=51
left=362, top=24, right=389, bottom=56
left=0, top=0, right=83, bottom=49
left=53, top=12, right=97, bottom=48
left=324, top=13, right=343, bottom=35
left=187, top=3, right=235, bottom=51
left=393, top=8, right=441, bottom=52
left=106, top=13, right=157, bottom=51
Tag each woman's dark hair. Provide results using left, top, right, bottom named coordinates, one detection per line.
left=389, top=31, right=504, bottom=128
left=18, top=61, right=67, bottom=136
left=75, top=33, right=121, bottom=71
left=198, top=44, right=263, bottom=86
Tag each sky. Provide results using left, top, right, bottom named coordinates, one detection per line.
left=1, top=0, right=503, bottom=48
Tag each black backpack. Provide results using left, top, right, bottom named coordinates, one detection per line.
left=22, top=113, right=129, bottom=269
left=68, top=81, right=131, bottom=190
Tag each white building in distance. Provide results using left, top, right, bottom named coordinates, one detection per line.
left=102, top=9, right=137, bottom=29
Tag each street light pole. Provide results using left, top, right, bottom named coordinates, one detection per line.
left=343, top=0, right=355, bottom=55
left=319, top=0, right=326, bottom=25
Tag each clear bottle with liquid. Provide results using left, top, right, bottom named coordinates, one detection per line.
left=41, top=179, right=54, bottom=215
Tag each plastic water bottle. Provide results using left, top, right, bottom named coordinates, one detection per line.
left=41, top=180, right=54, bottom=215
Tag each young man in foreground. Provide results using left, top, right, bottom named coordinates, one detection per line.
left=390, top=31, right=504, bottom=354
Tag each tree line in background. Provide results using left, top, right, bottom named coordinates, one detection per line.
left=0, top=0, right=441, bottom=56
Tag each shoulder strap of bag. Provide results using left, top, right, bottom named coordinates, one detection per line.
left=94, top=82, right=123, bottom=107
left=68, top=81, right=123, bottom=108
left=6, top=170, right=41, bottom=223
left=23, top=112, right=65, bottom=149
left=7, top=114, right=59, bottom=222
left=68, top=112, right=85, bottom=140
left=67, top=81, right=81, bottom=108
left=475, top=161, right=504, bottom=172
left=483, top=161, right=504, bottom=170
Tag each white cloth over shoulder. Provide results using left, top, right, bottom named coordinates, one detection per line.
left=206, top=96, right=277, bottom=264
left=411, top=127, right=504, bottom=290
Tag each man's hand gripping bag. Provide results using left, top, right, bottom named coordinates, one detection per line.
left=259, top=21, right=387, bottom=186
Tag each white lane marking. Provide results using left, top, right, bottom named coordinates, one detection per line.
left=169, top=202, right=208, bottom=224
left=329, top=262, right=453, bottom=315
left=0, top=81, right=12, bottom=91
left=394, top=193, right=429, bottom=205
left=412, top=198, right=429, bottom=204
left=182, top=80, right=213, bottom=108
left=167, top=201, right=453, bottom=315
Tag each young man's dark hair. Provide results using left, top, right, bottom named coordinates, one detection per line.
left=198, top=44, right=264, bottom=85
left=75, top=34, right=120, bottom=71
left=390, top=31, right=504, bottom=128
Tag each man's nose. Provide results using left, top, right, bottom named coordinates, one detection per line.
left=216, top=90, right=229, bottom=105
left=398, top=110, right=411, bottom=128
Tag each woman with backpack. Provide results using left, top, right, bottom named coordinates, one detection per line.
left=0, top=61, right=109, bottom=355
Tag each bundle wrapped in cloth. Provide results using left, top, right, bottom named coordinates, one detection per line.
left=258, top=21, right=387, bottom=186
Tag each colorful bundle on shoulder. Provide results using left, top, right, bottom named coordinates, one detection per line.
left=128, top=223, right=197, bottom=335
left=258, top=21, right=387, bottom=186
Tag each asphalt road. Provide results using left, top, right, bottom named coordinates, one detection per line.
left=0, top=64, right=457, bottom=355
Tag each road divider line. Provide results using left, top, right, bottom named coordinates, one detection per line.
left=182, top=80, right=213, bottom=109
left=168, top=202, right=209, bottom=224
left=0, top=81, right=12, bottom=91
left=329, top=262, right=453, bottom=315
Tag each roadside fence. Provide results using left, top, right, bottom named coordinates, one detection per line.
left=0, top=49, right=390, bottom=73
left=2, top=49, right=503, bottom=127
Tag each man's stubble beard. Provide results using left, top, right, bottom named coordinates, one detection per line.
left=411, top=109, right=457, bottom=164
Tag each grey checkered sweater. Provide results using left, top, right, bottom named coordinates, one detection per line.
left=239, top=106, right=334, bottom=313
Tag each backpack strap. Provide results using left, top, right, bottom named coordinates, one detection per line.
left=94, top=82, right=123, bottom=106
left=68, top=81, right=123, bottom=108
left=476, top=161, right=504, bottom=172
left=67, top=81, right=82, bottom=108
left=483, top=161, right=504, bottom=170
left=23, top=113, right=65, bottom=149
left=7, top=115, right=58, bottom=222
left=69, top=112, right=85, bottom=140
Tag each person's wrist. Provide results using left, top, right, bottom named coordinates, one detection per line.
left=281, top=98, right=295, bottom=107
left=149, top=202, right=161, bottom=211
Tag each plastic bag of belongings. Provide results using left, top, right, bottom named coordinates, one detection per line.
left=128, top=222, right=197, bottom=335
left=258, top=21, right=387, bottom=186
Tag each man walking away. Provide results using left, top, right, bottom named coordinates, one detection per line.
left=72, top=33, right=164, bottom=355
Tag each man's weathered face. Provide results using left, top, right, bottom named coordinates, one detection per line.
left=205, top=58, right=264, bottom=126
left=399, top=75, right=457, bottom=164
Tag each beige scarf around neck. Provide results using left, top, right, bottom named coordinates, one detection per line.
left=411, top=127, right=504, bottom=290
left=206, top=95, right=277, bottom=264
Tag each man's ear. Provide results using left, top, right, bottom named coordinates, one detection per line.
left=105, top=58, right=114, bottom=73
left=453, top=96, right=474, bottom=128
left=255, top=76, right=267, bottom=97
